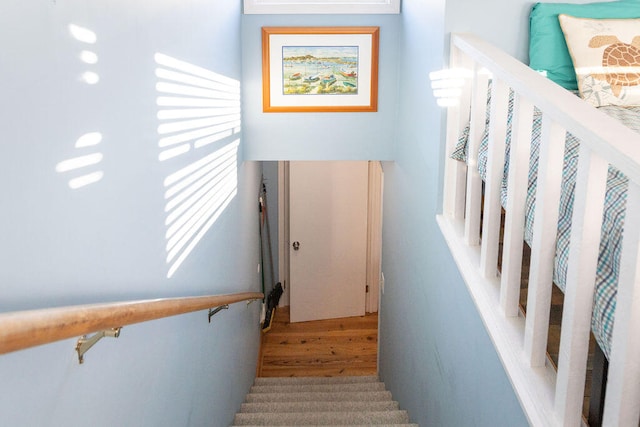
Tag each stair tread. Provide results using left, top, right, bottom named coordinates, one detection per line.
left=236, top=377, right=414, bottom=426
left=250, top=382, right=386, bottom=393
left=232, top=425, right=419, bottom=427
left=233, top=410, right=410, bottom=425
left=240, top=400, right=400, bottom=413
left=231, top=425, right=419, bottom=427
left=244, top=390, right=393, bottom=403
left=254, top=375, right=379, bottom=386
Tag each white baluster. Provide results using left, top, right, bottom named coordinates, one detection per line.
left=603, top=181, right=640, bottom=426
left=554, top=146, right=607, bottom=425
left=464, top=68, right=489, bottom=247
left=524, top=116, right=565, bottom=367
left=480, top=78, right=509, bottom=279
left=500, top=94, right=534, bottom=317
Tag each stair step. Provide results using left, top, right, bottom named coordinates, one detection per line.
left=250, top=382, right=386, bottom=394
left=253, top=375, right=379, bottom=386
left=233, top=410, right=410, bottom=425
left=239, top=400, right=400, bottom=413
left=244, top=390, right=393, bottom=403
left=236, top=377, right=414, bottom=426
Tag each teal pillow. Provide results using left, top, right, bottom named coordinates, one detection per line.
left=529, top=0, right=640, bottom=90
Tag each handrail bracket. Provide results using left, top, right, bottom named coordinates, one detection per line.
left=208, top=304, right=229, bottom=323
left=75, top=327, right=122, bottom=364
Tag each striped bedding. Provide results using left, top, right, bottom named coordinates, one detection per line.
left=451, top=90, right=640, bottom=359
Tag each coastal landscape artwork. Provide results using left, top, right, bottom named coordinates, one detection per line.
left=262, top=27, right=379, bottom=112
left=282, top=45, right=359, bottom=96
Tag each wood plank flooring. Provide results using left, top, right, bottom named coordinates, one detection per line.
left=257, top=306, right=378, bottom=377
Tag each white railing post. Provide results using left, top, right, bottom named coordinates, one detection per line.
left=479, top=78, right=509, bottom=279
left=524, top=116, right=566, bottom=367
left=603, top=181, right=640, bottom=427
left=464, top=67, right=489, bottom=247
left=554, top=146, right=607, bottom=425
left=442, top=43, right=470, bottom=220
left=500, top=94, right=533, bottom=317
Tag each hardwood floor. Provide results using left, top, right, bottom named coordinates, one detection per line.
left=257, top=306, right=378, bottom=377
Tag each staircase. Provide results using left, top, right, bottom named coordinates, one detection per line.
left=232, top=376, right=417, bottom=426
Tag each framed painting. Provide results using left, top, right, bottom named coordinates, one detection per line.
left=262, top=26, right=379, bottom=112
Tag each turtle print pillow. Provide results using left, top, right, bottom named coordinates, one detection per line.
left=559, top=14, right=640, bottom=107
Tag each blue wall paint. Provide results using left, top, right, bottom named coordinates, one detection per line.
left=242, top=2, right=533, bottom=424
left=0, top=1, right=261, bottom=426
left=242, top=15, right=400, bottom=161
left=377, top=0, right=529, bottom=425
left=444, top=0, right=616, bottom=63
left=444, top=0, right=535, bottom=63
left=1, top=0, right=590, bottom=424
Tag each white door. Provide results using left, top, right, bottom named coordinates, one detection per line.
left=289, top=161, right=369, bottom=323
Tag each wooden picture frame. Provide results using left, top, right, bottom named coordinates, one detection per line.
left=262, top=26, right=379, bottom=113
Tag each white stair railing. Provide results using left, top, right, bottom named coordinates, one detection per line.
left=438, top=33, right=640, bottom=426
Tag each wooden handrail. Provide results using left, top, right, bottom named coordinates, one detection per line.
left=0, top=291, right=263, bottom=355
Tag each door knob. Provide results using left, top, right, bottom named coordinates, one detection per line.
left=292, top=241, right=300, bottom=251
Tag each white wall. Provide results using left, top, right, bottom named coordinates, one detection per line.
left=0, top=1, right=261, bottom=426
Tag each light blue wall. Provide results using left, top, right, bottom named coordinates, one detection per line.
left=2, top=0, right=602, bottom=425
left=241, top=2, right=533, bottom=425
left=242, top=15, right=399, bottom=161
left=0, top=1, right=261, bottom=426
left=444, top=0, right=619, bottom=63
left=444, top=0, right=535, bottom=63
left=377, top=0, right=532, bottom=425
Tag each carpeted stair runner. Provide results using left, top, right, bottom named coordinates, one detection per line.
left=232, top=376, right=417, bottom=426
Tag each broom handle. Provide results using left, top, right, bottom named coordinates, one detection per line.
left=258, top=195, right=266, bottom=301
left=262, top=182, right=277, bottom=292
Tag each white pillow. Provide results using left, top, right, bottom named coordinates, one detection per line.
left=559, top=14, right=640, bottom=107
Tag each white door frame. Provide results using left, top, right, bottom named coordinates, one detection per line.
left=277, top=161, right=290, bottom=307
left=277, top=160, right=383, bottom=313
left=366, top=161, right=383, bottom=313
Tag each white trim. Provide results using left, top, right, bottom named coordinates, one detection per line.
left=277, top=161, right=290, bottom=307
left=437, top=216, right=559, bottom=427
left=441, top=33, right=640, bottom=426
left=243, top=0, right=400, bottom=14
left=365, top=161, right=383, bottom=313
